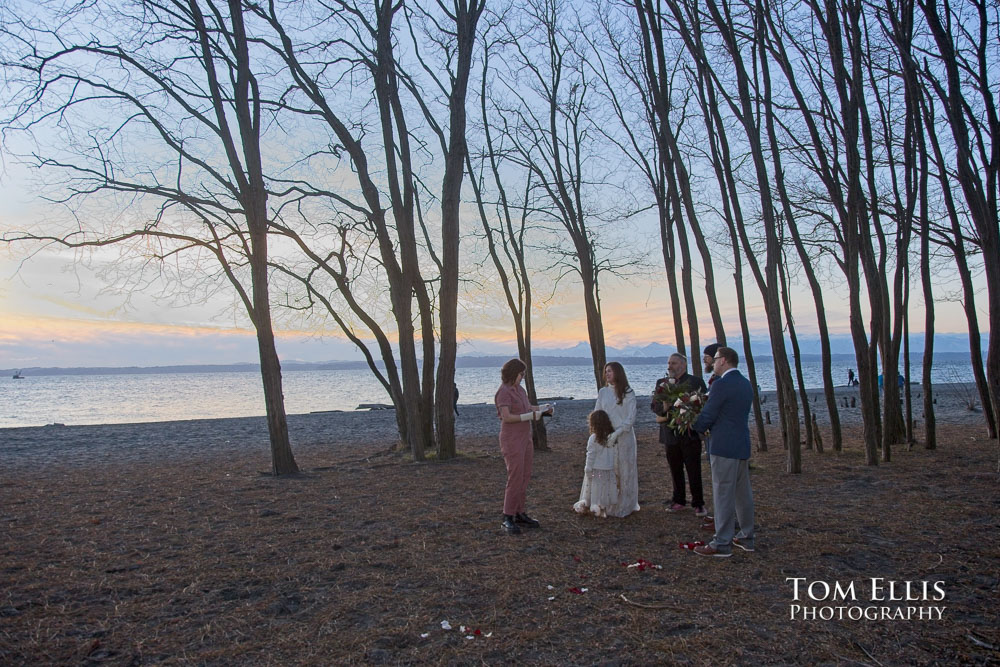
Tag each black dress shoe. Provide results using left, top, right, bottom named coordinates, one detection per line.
left=514, top=513, right=540, bottom=528
left=501, top=515, right=521, bottom=534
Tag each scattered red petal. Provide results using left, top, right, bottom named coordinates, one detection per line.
left=572, top=555, right=582, bottom=562
left=568, top=587, right=584, bottom=594
left=474, top=629, right=482, bottom=636
left=678, top=541, right=706, bottom=550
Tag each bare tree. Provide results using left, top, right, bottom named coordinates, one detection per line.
left=492, top=0, right=632, bottom=390
left=2, top=0, right=299, bottom=474
left=921, top=89, right=991, bottom=438
left=918, top=0, right=1000, bottom=442
left=402, top=0, right=487, bottom=459
left=759, top=1, right=844, bottom=451
left=251, top=0, right=484, bottom=459
left=466, top=13, right=550, bottom=449
left=673, top=0, right=802, bottom=466
left=631, top=0, right=728, bottom=364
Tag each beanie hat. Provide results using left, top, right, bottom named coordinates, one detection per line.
left=703, top=343, right=720, bottom=358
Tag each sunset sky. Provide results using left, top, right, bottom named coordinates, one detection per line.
left=1, top=221, right=984, bottom=369
left=0, top=143, right=987, bottom=370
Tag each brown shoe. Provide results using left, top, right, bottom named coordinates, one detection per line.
left=693, top=544, right=731, bottom=557
left=732, top=537, right=755, bottom=552
left=700, top=519, right=715, bottom=532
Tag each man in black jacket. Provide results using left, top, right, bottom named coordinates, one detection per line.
left=651, top=353, right=708, bottom=516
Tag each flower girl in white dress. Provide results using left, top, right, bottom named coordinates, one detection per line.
left=573, top=410, right=619, bottom=518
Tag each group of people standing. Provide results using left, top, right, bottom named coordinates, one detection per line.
left=494, top=345, right=756, bottom=557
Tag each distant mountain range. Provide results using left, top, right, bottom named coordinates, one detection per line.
left=545, top=333, right=987, bottom=358
left=2, top=335, right=986, bottom=378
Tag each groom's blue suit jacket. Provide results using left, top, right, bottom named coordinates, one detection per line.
left=693, top=369, right=753, bottom=459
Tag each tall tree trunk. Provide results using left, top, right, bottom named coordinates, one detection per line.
left=920, top=0, right=1000, bottom=443
left=660, top=108, right=726, bottom=350
left=434, top=0, right=482, bottom=460
left=664, top=151, right=702, bottom=374
left=228, top=2, right=297, bottom=475
left=658, top=193, right=687, bottom=356
left=919, top=81, right=996, bottom=439
left=698, top=0, right=799, bottom=466
left=856, top=66, right=899, bottom=462
left=903, top=280, right=914, bottom=446
left=759, top=0, right=853, bottom=453
left=815, top=0, right=880, bottom=464
left=635, top=0, right=724, bottom=355
left=704, top=0, right=800, bottom=465
left=779, top=248, right=814, bottom=451
left=690, top=50, right=768, bottom=451
left=580, top=253, right=608, bottom=390
left=920, top=174, right=936, bottom=449
left=249, top=231, right=298, bottom=475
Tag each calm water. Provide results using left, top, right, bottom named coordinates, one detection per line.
left=0, top=356, right=979, bottom=428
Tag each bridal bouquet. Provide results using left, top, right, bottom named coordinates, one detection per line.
left=665, top=389, right=707, bottom=434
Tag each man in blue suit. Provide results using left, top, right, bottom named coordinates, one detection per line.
left=691, top=346, right=755, bottom=557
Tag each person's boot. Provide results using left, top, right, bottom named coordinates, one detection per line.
left=501, top=515, right=521, bottom=534
left=514, top=512, right=540, bottom=528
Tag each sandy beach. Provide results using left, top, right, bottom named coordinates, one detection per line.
left=1, top=382, right=997, bottom=663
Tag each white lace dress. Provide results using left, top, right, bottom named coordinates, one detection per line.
left=593, top=385, right=639, bottom=517
left=573, top=434, right=619, bottom=517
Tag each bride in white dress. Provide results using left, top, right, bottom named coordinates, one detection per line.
left=592, top=362, right=639, bottom=517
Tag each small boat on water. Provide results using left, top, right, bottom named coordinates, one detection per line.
left=12, top=370, right=25, bottom=379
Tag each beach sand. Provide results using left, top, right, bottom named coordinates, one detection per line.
left=1, top=383, right=997, bottom=663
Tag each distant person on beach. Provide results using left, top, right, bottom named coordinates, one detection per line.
left=453, top=383, right=460, bottom=416
left=702, top=343, right=721, bottom=389
left=877, top=373, right=903, bottom=390
left=848, top=369, right=856, bottom=386
left=494, top=358, right=552, bottom=535
left=594, top=362, right=639, bottom=517
left=692, top=346, right=755, bottom=557
left=573, top=410, right=619, bottom=518
left=652, top=353, right=708, bottom=516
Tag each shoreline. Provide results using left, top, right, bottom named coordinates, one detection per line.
left=1, top=382, right=989, bottom=469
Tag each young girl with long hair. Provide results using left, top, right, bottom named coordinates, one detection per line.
left=573, top=410, right=619, bottom=518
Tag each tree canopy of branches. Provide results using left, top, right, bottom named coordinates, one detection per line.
left=3, top=0, right=997, bottom=474
left=2, top=0, right=301, bottom=474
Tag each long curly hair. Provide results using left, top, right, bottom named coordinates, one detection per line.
left=604, top=362, right=632, bottom=405
left=588, top=410, right=615, bottom=446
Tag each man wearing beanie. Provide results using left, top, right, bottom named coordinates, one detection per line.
left=703, top=343, right=721, bottom=389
